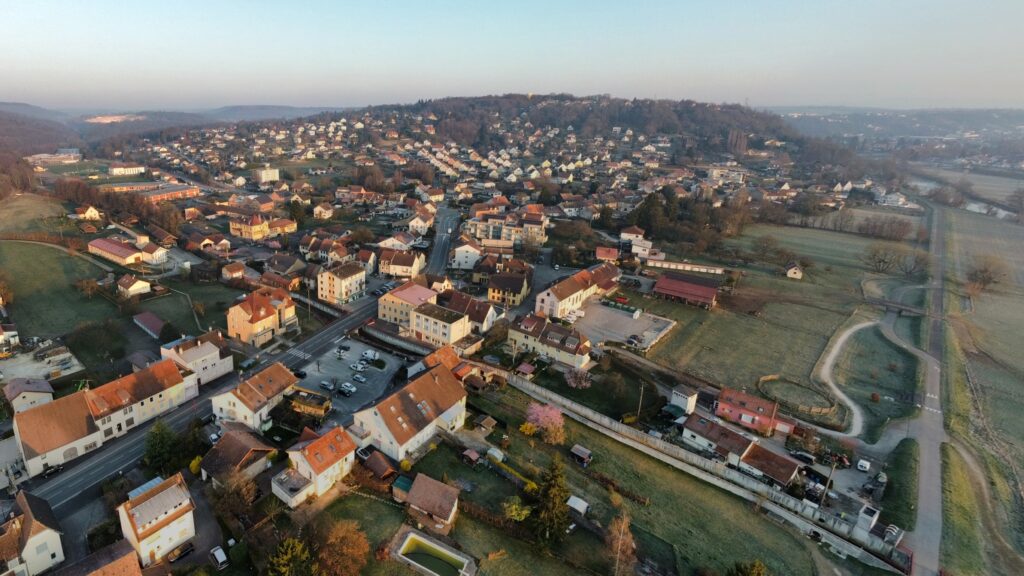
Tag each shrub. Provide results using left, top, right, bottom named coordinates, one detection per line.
left=229, top=541, right=249, bottom=566
left=400, top=459, right=412, bottom=472
left=189, top=456, right=202, bottom=476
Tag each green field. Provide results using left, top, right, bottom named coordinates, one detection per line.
left=0, top=242, right=116, bottom=336
left=647, top=225, right=916, bottom=397
left=0, top=193, right=73, bottom=234
left=469, top=387, right=816, bottom=575
left=941, top=443, right=986, bottom=575
left=44, top=159, right=109, bottom=175
left=832, top=325, right=920, bottom=442
left=944, top=208, right=1024, bottom=535
left=139, top=280, right=243, bottom=335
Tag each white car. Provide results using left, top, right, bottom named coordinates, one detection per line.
left=857, top=459, right=871, bottom=472
left=350, top=363, right=366, bottom=372
left=353, top=374, right=367, bottom=383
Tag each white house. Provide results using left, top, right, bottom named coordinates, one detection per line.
left=0, top=492, right=64, bottom=576
left=272, top=426, right=356, bottom=508
left=211, top=362, right=297, bottom=432
left=3, top=378, right=54, bottom=414
left=117, top=473, right=195, bottom=567
left=408, top=212, right=434, bottom=236
left=619, top=225, right=645, bottom=243
left=159, top=331, right=234, bottom=386
left=448, top=235, right=482, bottom=271
left=313, top=203, right=334, bottom=220
left=352, top=365, right=466, bottom=463
left=116, top=275, right=151, bottom=299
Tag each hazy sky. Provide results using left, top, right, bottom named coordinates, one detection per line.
left=2, top=0, right=1022, bottom=111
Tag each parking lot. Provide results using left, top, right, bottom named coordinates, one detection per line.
left=572, top=297, right=675, bottom=351
left=291, top=338, right=406, bottom=425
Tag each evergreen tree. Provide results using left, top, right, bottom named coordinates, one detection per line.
left=534, top=457, right=571, bottom=545
left=144, top=420, right=178, bottom=475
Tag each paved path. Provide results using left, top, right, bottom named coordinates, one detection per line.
left=812, top=320, right=875, bottom=438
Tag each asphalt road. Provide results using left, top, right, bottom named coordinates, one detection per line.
left=30, top=297, right=378, bottom=517
left=425, top=207, right=460, bottom=275
left=904, top=206, right=948, bottom=576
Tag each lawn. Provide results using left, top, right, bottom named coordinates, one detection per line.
left=0, top=241, right=117, bottom=336
left=916, top=165, right=1024, bottom=205
left=45, top=159, right=110, bottom=176
left=469, top=387, right=816, bottom=575
left=940, top=443, right=986, bottom=575
left=530, top=357, right=663, bottom=421
left=832, top=325, right=920, bottom=442
left=646, top=224, right=919, bottom=396
left=878, top=438, right=919, bottom=530
left=943, top=207, right=1024, bottom=538
left=0, top=193, right=75, bottom=235
left=322, top=495, right=415, bottom=576
left=139, top=280, right=243, bottom=335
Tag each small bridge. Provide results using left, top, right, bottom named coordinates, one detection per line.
left=866, top=298, right=926, bottom=317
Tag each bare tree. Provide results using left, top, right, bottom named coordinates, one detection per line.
left=565, top=368, right=592, bottom=390
left=966, top=254, right=1008, bottom=294
left=752, top=235, right=779, bottom=262
left=606, top=513, right=638, bottom=576
left=895, top=248, right=931, bottom=278
left=860, top=243, right=898, bottom=273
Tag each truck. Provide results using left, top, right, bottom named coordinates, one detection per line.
left=361, top=350, right=380, bottom=361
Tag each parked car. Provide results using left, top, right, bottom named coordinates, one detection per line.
left=356, top=445, right=377, bottom=462
left=353, top=374, right=367, bottom=383
left=41, top=464, right=64, bottom=479
left=338, top=382, right=357, bottom=396
left=292, top=369, right=307, bottom=379
left=790, top=451, right=816, bottom=465
left=209, top=431, right=221, bottom=444
left=319, top=381, right=336, bottom=392
left=350, top=363, right=366, bottom=372
left=167, top=541, right=194, bottom=564
left=209, top=547, right=229, bottom=571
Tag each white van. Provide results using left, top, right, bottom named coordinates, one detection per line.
left=361, top=350, right=380, bottom=361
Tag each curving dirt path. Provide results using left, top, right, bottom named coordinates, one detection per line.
left=811, top=320, right=876, bottom=438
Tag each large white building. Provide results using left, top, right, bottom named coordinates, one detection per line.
left=13, top=360, right=197, bottom=478
left=272, top=426, right=356, bottom=508
left=317, top=262, right=366, bottom=306
left=534, top=262, right=620, bottom=319
left=352, top=364, right=466, bottom=462
left=252, top=166, right=280, bottom=184
left=211, top=363, right=297, bottom=432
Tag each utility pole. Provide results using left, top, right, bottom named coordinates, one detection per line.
left=636, top=380, right=645, bottom=421
left=821, top=461, right=838, bottom=507
left=612, top=514, right=627, bottom=576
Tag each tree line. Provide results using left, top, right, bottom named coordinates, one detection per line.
left=52, top=178, right=183, bottom=234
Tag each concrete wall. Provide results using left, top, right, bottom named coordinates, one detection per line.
left=498, top=370, right=905, bottom=574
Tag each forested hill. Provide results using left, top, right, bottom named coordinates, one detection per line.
left=360, top=93, right=854, bottom=166
left=0, top=111, right=80, bottom=154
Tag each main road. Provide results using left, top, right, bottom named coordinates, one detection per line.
left=425, top=207, right=460, bottom=275
left=29, top=297, right=378, bottom=516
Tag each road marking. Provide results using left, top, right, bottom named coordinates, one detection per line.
left=287, top=349, right=311, bottom=359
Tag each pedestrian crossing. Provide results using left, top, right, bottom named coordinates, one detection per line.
left=287, top=349, right=312, bottom=359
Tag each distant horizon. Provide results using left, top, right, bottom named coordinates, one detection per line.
left=3, top=0, right=1023, bottom=111
left=7, top=97, right=1024, bottom=120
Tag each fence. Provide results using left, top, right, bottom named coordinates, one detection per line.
left=490, top=368, right=907, bottom=574
left=644, top=259, right=725, bottom=275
